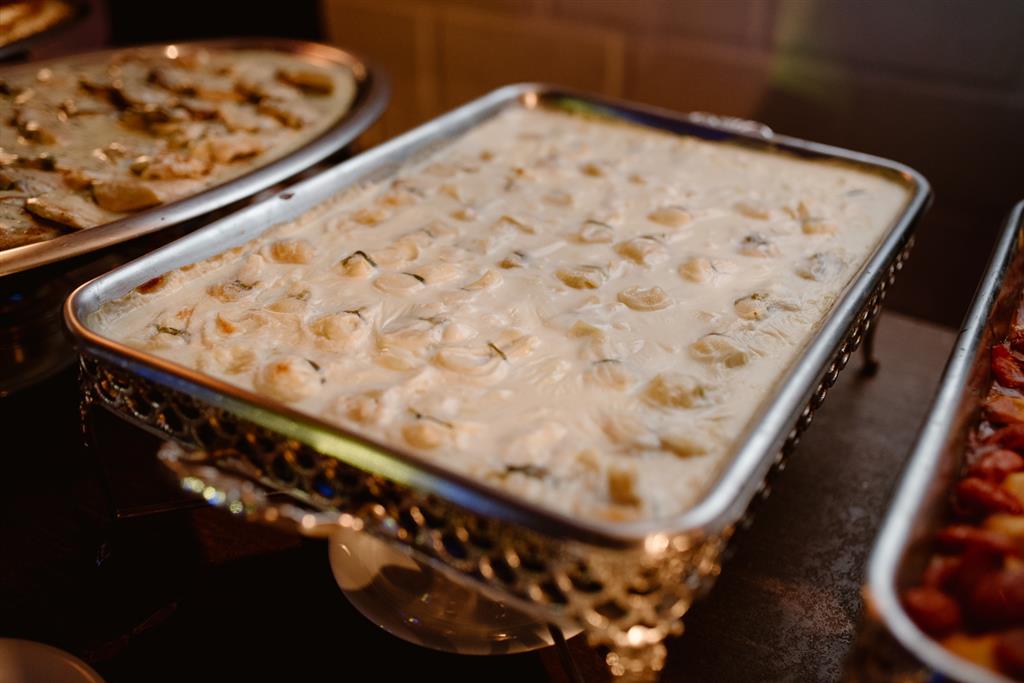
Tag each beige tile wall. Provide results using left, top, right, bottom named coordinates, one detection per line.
left=321, top=0, right=1024, bottom=326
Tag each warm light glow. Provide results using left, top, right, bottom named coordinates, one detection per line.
left=671, top=535, right=693, bottom=552
left=644, top=533, right=669, bottom=554
left=164, top=45, right=179, bottom=59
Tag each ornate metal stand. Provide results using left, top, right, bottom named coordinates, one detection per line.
left=75, top=226, right=915, bottom=681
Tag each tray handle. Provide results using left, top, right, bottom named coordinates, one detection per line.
left=157, top=441, right=345, bottom=538
left=687, top=111, right=774, bottom=139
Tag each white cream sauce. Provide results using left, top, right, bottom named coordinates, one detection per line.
left=92, top=106, right=910, bottom=521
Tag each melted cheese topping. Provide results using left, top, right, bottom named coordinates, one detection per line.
left=93, top=106, right=910, bottom=521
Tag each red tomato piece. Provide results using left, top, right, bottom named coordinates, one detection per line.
left=903, top=586, right=962, bottom=636
left=994, top=345, right=1024, bottom=390
left=956, top=477, right=1024, bottom=515
left=969, top=449, right=1024, bottom=481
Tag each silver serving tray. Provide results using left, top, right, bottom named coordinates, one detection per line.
left=0, top=37, right=389, bottom=277
left=66, top=84, right=930, bottom=675
left=867, top=201, right=1024, bottom=683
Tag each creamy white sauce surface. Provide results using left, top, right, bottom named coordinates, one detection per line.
left=93, top=106, right=910, bottom=521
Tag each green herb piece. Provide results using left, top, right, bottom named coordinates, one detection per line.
left=487, top=342, right=508, bottom=362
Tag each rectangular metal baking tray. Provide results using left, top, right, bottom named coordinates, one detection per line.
left=66, top=84, right=930, bottom=672
left=867, top=200, right=1024, bottom=683
left=67, top=83, right=930, bottom=546
left=0, top=37, right=389, bottom=277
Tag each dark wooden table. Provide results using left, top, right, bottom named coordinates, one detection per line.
left=0, top=311, right=956, bottom=682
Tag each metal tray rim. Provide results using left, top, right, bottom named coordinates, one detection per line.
left=67, top=82, right=931, bottom=548
left=0, top=36, right=390, bottom=277
left=867, top=200, right=1024, bottom=683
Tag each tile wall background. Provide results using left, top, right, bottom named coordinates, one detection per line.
left=321, top=0, right=1024, bottom=327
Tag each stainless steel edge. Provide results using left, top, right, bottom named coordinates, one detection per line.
left=67, top=82, right=931, bottom=548
left=0, top=37, right=390, bottom=277
left=866, top=200, right=1024, bottom=683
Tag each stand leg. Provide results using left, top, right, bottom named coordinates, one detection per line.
left=548, top=625, right=585, bottom=683
left=860, top=318, right=880, bottom=378
left=80, top=379, right=119, bottom=534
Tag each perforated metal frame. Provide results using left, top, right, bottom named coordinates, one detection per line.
left=67, top=84, right=930, bottom=678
